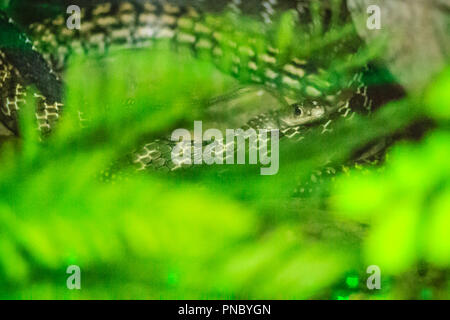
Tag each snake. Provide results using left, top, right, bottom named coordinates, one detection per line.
left=0, top=0, right=374, bottom=182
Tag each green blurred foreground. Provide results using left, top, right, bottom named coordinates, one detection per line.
left=0, top=11, right=449, bottom=300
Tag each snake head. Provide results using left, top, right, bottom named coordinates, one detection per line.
left=277, top=100, right=329, bottom=128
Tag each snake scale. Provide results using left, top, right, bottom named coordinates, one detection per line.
left=0, top=0, right=374, bottom=187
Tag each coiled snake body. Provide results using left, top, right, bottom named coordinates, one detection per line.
left=0, top=0, right=372, bottom=176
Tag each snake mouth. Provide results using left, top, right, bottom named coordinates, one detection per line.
left=278, top=105, right=327, bottom=128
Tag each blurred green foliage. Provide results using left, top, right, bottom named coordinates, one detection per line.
left=0, top=0, right=448, bottom=300
left=331, top=69, right=450, bottom=298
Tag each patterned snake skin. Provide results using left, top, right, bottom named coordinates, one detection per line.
left=0, top=0, right=372, bottom=176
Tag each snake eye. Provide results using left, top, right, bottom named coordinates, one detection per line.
left=293, top=104, right=303, bottom=117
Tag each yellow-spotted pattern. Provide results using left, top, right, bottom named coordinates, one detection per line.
left=1, top=0, right=372, bottom=181
left=27, top=0, right=337, bottom=103
left=1, top=0, right=363, bottom=137
left=0, top=49, right=58, bottom=134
